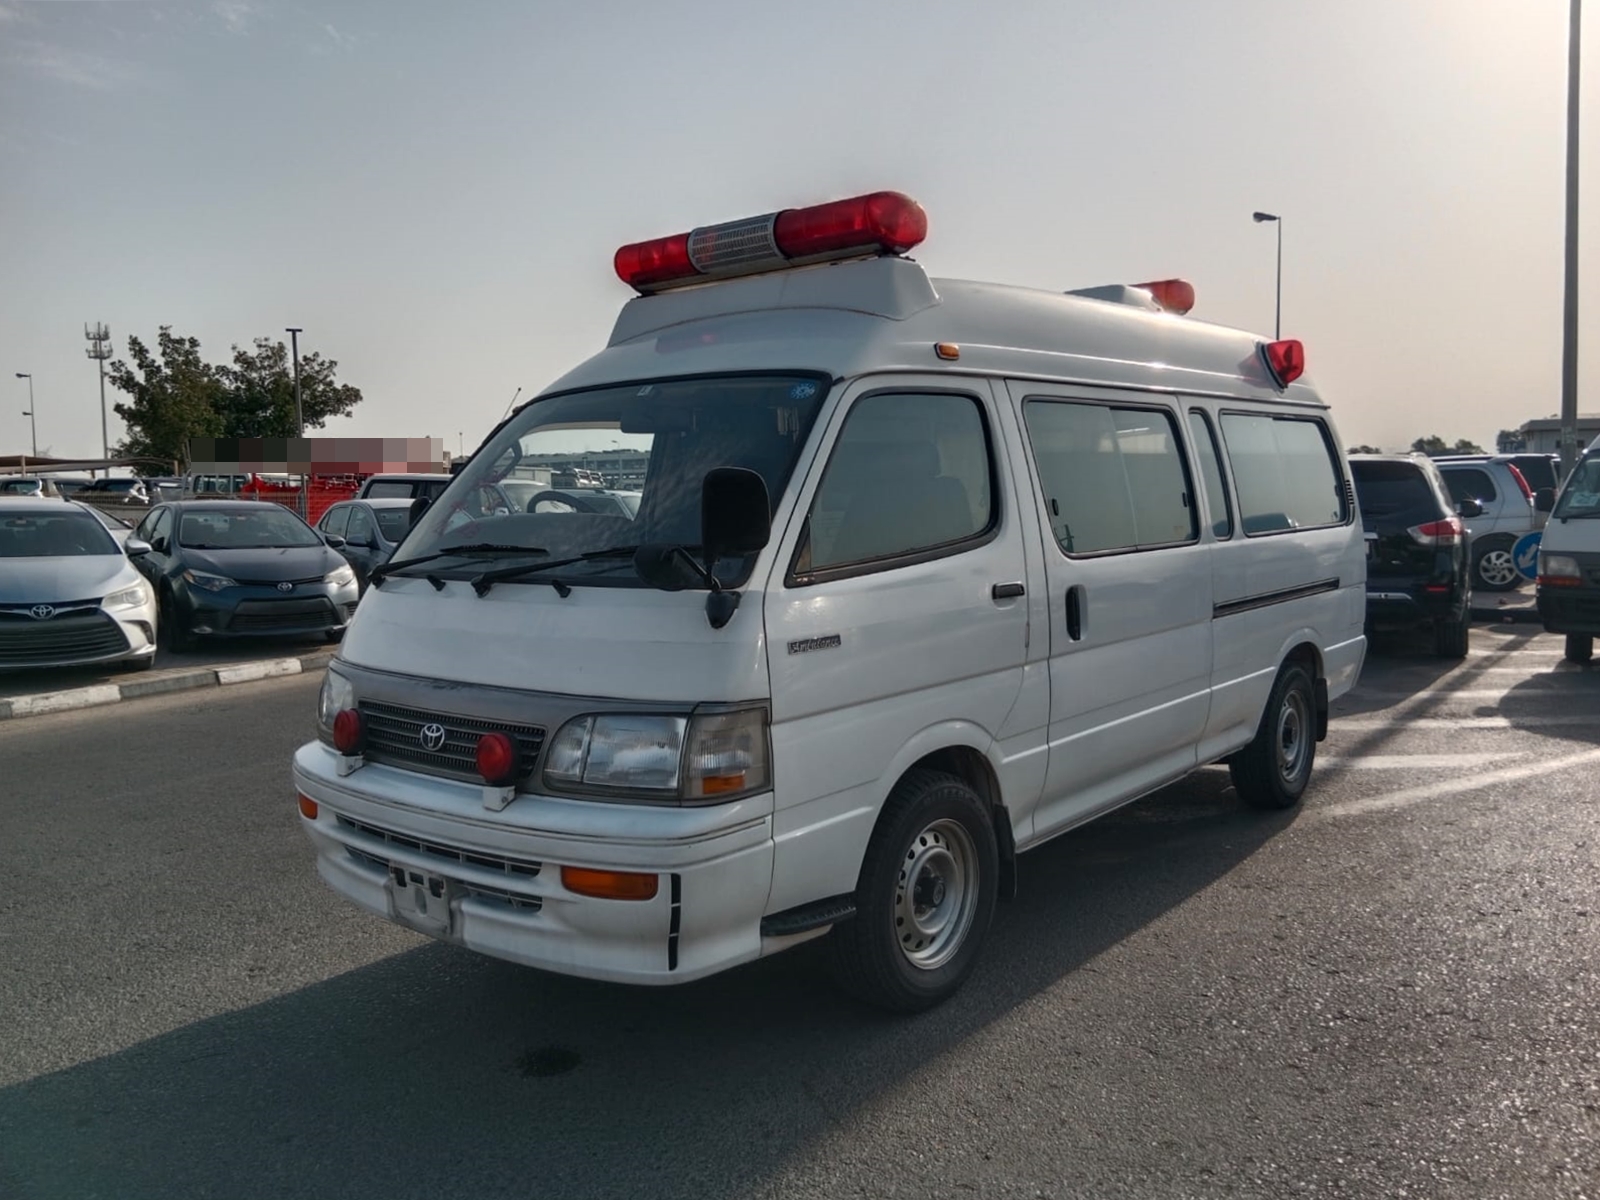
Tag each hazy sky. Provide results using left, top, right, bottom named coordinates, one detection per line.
left=2, top=0, right=1595, bottom=461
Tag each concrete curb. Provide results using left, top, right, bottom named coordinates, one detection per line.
left=0, top=650, right=335, bottom=722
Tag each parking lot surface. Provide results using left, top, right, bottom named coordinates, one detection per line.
left=1, top=626, right=1596, bottom=1199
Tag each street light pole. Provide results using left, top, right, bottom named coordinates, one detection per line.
left=1559, top=0, right=1583, bottom=480
left=86, top=324, right=113, bottom=476
left=1252, top=212, right=1283, bottom=339
left=15, top=372, right=36, bottom=458
left=285, top=327, right=304, bottom=437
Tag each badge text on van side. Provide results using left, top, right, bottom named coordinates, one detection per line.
left=788, top=634, right=842, bottom=655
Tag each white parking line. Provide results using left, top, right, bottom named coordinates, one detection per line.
left=1317, top=752, right=1523, bottom=770
left=1316, top=748, right=1600, bottom=820
left=1333, top=715, right=1597, bottom=731
left=1356, top=687, right=1593, bottom=701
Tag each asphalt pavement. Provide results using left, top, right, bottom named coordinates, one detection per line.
left=1, top=625, right=1596, bottom=1199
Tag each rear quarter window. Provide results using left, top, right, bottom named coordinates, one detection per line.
left=1220, top=414, right=1348, bottom=534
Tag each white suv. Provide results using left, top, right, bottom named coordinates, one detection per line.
left=1435, top=459, right=1542, bottom=592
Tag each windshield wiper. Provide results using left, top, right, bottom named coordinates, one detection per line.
left=370, top=543, right=549, bottom=588
left=469, top=544, right=642, bottom=598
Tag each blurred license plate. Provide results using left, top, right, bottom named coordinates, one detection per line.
left=386, top=866, right=456, bottom=937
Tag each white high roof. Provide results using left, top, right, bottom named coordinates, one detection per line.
left=541, top=256, right=1322, bottom=407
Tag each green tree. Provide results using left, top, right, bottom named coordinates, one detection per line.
left=1409, top=435, right=1485, bottom=457
left=109, top=327, right=226, bottom=466
left=216, top=337, right=363, bottom=438
left=1347, top=444, right=1383, bottom=454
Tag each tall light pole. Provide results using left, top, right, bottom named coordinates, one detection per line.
left=1559, top=0, right=1583, bottom=480
left=285, top=327, right=304, bottom=437
left=86, top=323, right=112, bottom=475
left=1252, top=211, right=1283, bottom=339
left=15, top=373, right=37, bottom=459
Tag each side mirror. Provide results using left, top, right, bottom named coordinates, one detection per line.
left=1457, top=497, right=1485, bottom=519
left=701, top=467, right=771, bottom=566
left=124, top=537, right=152, bottom=557
left=409, top=495, right=433, bottom=529
left=1535, top=487, right=1556, bottom=513
left=324, top=534, right=347, bottom=549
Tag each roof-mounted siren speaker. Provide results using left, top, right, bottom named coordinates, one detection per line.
left=1066, top=279, right=1195, bottom=315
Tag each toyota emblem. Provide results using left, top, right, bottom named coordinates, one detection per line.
left=29, top=604, right=55, bottom=620
left=419, top=723, right=447, bottom=752
left=276, top=581, right=294, bottom=593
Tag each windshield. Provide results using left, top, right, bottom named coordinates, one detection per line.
left=178, top=507, right=322, bottom=549
left=0, top=511, right=120, bottom=557
left=393, top=374, right=826, bottom=586
left=1553, top=456, right=1600, bottom=518
left=0, top=480, right=43, bottom=494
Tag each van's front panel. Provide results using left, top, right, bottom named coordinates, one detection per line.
left=762, top=378, right=1032, bottom=914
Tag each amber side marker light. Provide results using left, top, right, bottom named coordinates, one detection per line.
left=934, top=342, right=961, bottom=361
left=561, top=866, right=659, bottom=901
left=297, top=794, right=319, bottom=820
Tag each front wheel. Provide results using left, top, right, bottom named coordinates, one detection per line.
left=829, top=769, right=998, bottom=1013
left=1566, top=634, right=1594, bottom=665
left=161, top=591, right=197, bottom=653
left=1229, top=661, right=1318, bottom=810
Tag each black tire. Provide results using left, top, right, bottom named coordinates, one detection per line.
left=1566, top=634, right=1594, bottom=665
left=1433, top=613, right=1470, bottom=660
left=1471, top=535, right=1521, bottom=593
left=1229, top=661, right=1318, bottom=811
left=160, top=590, right=197, bottom=653
left=829, top=769, right=998, bottom=1013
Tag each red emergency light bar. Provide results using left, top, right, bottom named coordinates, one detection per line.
left=1132, top=279, right=1196, bottom=315
left=1262, top=338, right=1306, bottom=387
left=614, top=191, right=928, bottom=293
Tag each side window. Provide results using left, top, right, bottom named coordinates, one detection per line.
left=796, top=392, right=993, bottom=578
left=1219, top=414, right=1348, bottom=534
left=1025, top=401, right=1196, bottom=555
left=147, top=508, right=173, bottom=547
left=1187, top=410, right=1233, bottom=539
left=345, top=507, right=374, bottom=544
left=320, top=506, right=350, bottom=538
left=134, top=509, right=162, bottom=541
left=1443, top=468, right=1497, bottom=504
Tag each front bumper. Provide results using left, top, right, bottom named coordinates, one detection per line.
left=1538, top=584, right=1600, bottom=635
left=293, top=741, right=777, bottom=985
left=0, top=600, right=157, bottom=670
left=181, top=580, right=359, bottom=638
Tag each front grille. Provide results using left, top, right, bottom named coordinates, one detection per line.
left=0, top=609, right=129, bottom=665
left=358, top=699, right=546, bottom=782
left=231, top=574, right=327, bottom=588
left=227, top=598, right=337, bottom=632
left=337, top=815, right=544, bottom=912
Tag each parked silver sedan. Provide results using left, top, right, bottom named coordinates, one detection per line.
left=0, top=499, right=158, bottom=671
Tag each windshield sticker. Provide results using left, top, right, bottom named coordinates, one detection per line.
left=789, top=382, right=818, bottom=401
left=1569, top=491, right=1600, bottom=509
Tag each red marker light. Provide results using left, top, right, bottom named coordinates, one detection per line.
left=476, top=731, right=519, bottom=786
left=1262, top=339, right=1305, bottom=387
left=614, top=190, right=928, bottom=292
left=332, top=708, right=364, bottom=755
left=1133, top=278, right=1196, bottom=315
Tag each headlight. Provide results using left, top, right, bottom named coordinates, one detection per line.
left=318, top=668, right=355, bottom=737
left=326, top=566, right=356, bottom=588
left=543, top=707, right=769, bottom=801
left=1539, top=552, right=1581, bottom=581
left=183, top=569, right=235, bottom=592
left=102, top=582, right=152, bottom=610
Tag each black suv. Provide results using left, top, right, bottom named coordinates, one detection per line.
left=1351, top=454, right=1477, bottom=658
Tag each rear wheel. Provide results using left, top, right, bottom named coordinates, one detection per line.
left=1472, top=536, right=1520, bottom=592
left=1433, top=613, right=1470, bottom=659
left=1229, top=661, right=1317, bottom=810
left=829, top=769, right=998, bottom=1013
left=1566, top=634, right=1594, bottom=665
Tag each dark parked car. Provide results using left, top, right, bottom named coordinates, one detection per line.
left=356, top=473, right=453, bottom=502
left=1350, top=454, right=1475, bottom=658
left=315, top=497, right=415, bottom=591
left=128, top=500, right=359, bottom=651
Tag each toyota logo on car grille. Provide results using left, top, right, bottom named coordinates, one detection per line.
left=29, top=604, right=56, bottom=620
left=419, top=723, right=447, bottom=752
left=276, top=582, right=294, bottom=593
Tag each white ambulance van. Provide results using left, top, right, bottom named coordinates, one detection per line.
left=293, top=191, right=1367, bottom=1011
left=1536, top=434, right=1600, bottom=664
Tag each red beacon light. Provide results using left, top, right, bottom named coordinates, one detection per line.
left=614, top=190, right=928, bottom=293
left=1262, top=338, right=1306, bottom=388
left=1132, top=279, right=1196, bottom=315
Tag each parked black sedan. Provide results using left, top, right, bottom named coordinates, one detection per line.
left=315, top=497, right=414, bottom=592
left=1350, top=454, right=1477, bottom=658
left=128, top=501, right=360, bottom=651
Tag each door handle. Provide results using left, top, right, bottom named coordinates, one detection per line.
left=1066, top=585, right=1085, bottom=642
left=991, top=582, right=1025, bottom=601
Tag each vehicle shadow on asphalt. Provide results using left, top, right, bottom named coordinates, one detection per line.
left=0, top=772, right=1293, bottom=1200
left=1331, top=626, right=1544, bottom=720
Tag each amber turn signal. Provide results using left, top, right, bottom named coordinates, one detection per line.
left=560, top=866, right=659, bottom=901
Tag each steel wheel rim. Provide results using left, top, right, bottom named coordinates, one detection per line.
left=1277, top=689, right=1311, bottom=785
left=894, top=818, right=979, bottom=971
left=1478, top=550, right=1517, bottom=587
